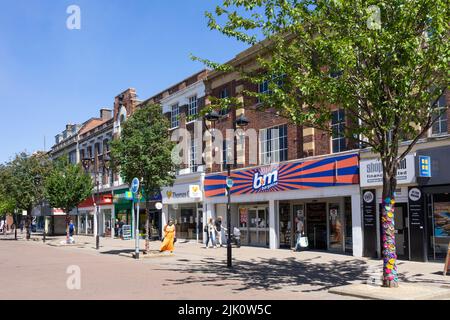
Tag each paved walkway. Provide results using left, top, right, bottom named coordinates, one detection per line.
left=0, top=233, right=448, bottom=299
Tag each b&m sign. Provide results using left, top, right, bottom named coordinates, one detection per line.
left=419, top=156, right=431, bottom=178
left=205, top=153, right=359, bottom=198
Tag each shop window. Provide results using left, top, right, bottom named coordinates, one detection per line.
left=259, top=124, right=288, bottom=165
left=331, top=109, right=347, bottom=153
left=432, top=193, right=450, bottom=259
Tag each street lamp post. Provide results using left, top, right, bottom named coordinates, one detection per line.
left=82, top=153, right=111, bottom=250
left=204, top=111, right=249, bottom=269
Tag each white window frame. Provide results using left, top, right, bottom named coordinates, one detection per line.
left=171, top=103, right=180, bottom=128
left=219, top=88, right=230, bottom=116
left=188, top=95, right=198, bottom=118
left=190, top=136, right=198, bottom=173
left=331, top=109, right=346, bottom=154
left=431, top=95, right=448, bottom=136
left=259, top=124, right=288, bottom=165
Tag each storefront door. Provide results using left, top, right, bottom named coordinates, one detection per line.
left=248, top=208, right=269, bottom=247
left=379, top=203, right=409, bottom=260
left=279, top=203, right=291, bottom=249
left=306, top=203, right=327, bottom=250
left=329, top=203, right=344, bottom=252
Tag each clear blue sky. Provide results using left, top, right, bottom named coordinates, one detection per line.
left=0, top=0, right=250, bottom=163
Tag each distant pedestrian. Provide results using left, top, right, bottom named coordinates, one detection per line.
left=205, top=218, right=216, bottom=249
left=114, top=219, right=119, bottom=238
left=118, top=220, right=124, bottom=239
left=68, top=220, right=75, bottom=244
left=214, top=217, right=223, bottom=248
left=160, top=219, right=176, bottom=253
left=0, top=219, right=4, bottom=234
left=19, top=221, right=24, bottom=234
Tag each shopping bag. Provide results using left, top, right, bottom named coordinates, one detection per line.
left=298, top=233, right=309, bottom=248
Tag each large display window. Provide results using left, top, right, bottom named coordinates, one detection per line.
left=432, top=194, right=450, bottom=258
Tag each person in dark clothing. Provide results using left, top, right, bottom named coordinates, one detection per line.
left=214, top=216, right=223, bottom=248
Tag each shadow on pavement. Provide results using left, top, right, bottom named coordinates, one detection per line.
left=155, top=255, right=371, bottom=293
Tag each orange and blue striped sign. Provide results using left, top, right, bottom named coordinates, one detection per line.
left=205, top=153, right=359, bottom=198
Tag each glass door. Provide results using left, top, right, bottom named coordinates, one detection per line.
left=292, top=204, right=305, bottom=248
left=248, top=207, right=269, bottom=247
left=306, top=203, right=327, bottom=250
left=279, top=203, right=291, bottom=249
left=329, top=203, right=344, bottom=252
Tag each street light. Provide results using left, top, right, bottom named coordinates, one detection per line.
left=82, top=153, right=111, bottom=250
left=204, top=110, right=250, bottom=268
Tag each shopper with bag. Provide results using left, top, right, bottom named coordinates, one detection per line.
left=294, top=215, right=308, bottom=252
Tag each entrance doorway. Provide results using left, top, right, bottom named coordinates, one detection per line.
left=279, top=203, right=291, bottom=249
left=238, top=206, right=269, bottom=247
left=379, top=203, right=410, bottom=260
left=306, top=203, right=327, bottom=250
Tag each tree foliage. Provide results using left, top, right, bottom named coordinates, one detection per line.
left=198, top=0, right=449, bottom=288
left=110, top=103, right=176, bottom=195
left=44, top=157, right=93, bottom=216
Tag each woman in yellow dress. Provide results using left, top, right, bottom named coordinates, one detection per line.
left=160, top=219, right=176, bottom=253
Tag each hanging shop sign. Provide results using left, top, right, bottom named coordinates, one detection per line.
left=360, top=155, right=415, bottom=188
left=163, top=182, right=203, bottom=204
left=418, top=156, right=431, bottom=178
left=205, top=153, right=359, bottom=198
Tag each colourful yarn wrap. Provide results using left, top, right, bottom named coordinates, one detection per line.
left=382, top=197, right=398, bottom=283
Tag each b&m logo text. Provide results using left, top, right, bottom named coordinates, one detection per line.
left=252, top=168, right=279, bottom=191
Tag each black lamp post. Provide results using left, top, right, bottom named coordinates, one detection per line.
left=81, top=153, right=111, bottom=250
left=204, top=110, right=250, bottom=269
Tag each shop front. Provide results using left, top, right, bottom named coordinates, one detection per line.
left=113, top=188, right=162, bottom=239
left=204, top=152, right=363, bottom=256
left=161, top=173, right=204, bottom=242
left=78, top=193, right=114, bottom=237
left=417, top=145, right=450, bottom=261
left=360, top=154, right=421, bottom=260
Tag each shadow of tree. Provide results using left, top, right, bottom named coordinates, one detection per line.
left=155, top=255, right=372, bottom=293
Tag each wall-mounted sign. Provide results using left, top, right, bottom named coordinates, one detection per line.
left=163, top=181, right=203, bottom=204
left=360, top=155, right=415, bottom=187
left=205, top=153, right=359, bottom=198
left=408, top=187, right=427, bottom=262
left=362, top=189, right=377, bottom=258
left=418, top=156, right=431, bottom=178
left=189, top=185, right=202, bottom=198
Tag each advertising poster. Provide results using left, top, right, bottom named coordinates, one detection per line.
left=434, top=202, right=450, bottom=238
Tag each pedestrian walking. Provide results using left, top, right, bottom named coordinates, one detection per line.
left=215, top=216, right=223, bottom=248
left=160, top=219, right=176, bottom=253
left=294, top=214, right=307, bottom=252
left=0, top=219, right=4, bottom=234
left=68, top=219, right=76, bottom=244
left=118, top=219, right=124, bottom=239
left=205, top=218, right=216, bottom=249
left=19, top=220, right=24, bottom=234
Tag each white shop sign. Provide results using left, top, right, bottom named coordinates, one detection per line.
left=360, top=155, right=416, bottom=187
left=162, top=183, right=203, bottom=204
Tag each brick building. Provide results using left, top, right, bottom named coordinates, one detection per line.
left=201, top=44, right=362, bottom=255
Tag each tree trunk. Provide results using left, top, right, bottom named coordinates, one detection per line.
left=66, top=214, right=70, bottom=243
left=26, top=210, right=31, bottom=240
left=144, top=200, right=150, bottom=254
left=381, top=160, right=399, bottom=288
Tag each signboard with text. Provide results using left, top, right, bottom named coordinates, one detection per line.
left=360, top=155, right=415, bottom=187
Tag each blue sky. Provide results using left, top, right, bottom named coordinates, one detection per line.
left=0, top=0, right=250, bottom=163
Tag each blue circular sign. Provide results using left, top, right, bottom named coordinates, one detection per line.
left=131, top=178, right=140, bottom=194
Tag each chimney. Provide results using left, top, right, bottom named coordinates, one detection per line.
left=100, top=108, right=112, bottom=121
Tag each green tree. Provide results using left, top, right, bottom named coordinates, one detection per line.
left=197, top=0, right=449, bottom=287
left=6, top=152, right=52, bottom=240
left=0, top=165, right=15, bottom=227
left=45, top=157, right=93, bottom=239
left=110, top=103, right=176, bottom=254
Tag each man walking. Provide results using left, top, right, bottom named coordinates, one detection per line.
left=215, top=216, right=223, bottom=248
